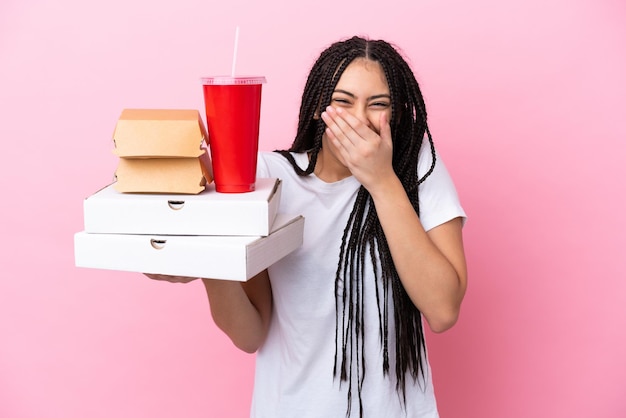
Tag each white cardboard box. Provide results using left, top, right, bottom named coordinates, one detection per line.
left=74, top=214, right=304, bottom=281
left=84, top=178, right=281, bottom=236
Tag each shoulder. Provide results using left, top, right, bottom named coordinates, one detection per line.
left=257, top=151, right=308, bottom=178
left=417, top=140, right=467, bottom=231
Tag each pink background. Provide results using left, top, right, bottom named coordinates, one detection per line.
left=1, top=0, right=625, bottom=417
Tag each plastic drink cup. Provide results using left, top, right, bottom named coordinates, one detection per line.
left=201, top=76, right=266, bottom=193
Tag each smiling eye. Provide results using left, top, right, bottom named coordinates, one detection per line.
left=371, top=101, right=390, bottom=108
left=332, top=97, right=350, bottom=104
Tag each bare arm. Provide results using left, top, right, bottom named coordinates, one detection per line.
left=202, top=270, right=272, bottom=353
left=145, top=270, right=272, bottom=352
left=368, top=179, right=467, bottom=332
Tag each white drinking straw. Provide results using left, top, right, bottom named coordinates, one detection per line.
left=231, top=26, right=240, bottom=77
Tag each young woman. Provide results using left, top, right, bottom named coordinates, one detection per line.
left=148, top=36, right=467, bottom=418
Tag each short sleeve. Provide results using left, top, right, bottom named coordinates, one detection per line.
left=417, top=139, right=467, bottom=231
left=256, top=152, right=271, bottom=178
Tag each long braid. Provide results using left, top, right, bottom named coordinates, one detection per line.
left=377, top=45, right=436, bottom=398
left=276, top=36, right=437, bottom=416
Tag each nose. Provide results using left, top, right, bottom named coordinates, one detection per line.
left=351, top=106, right=373, bottom=129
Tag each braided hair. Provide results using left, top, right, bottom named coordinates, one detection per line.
left=276, top=36, right=437, bottom=416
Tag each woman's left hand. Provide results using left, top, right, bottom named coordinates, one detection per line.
left=321, top=106, right=395, bottom=193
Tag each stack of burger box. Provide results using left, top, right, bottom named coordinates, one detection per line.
left=74, top=109, right=304, bottom=281
left=112, top=108, right=213, bottom=194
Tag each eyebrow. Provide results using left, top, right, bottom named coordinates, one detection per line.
left=333, top=89, right=391, bottom=101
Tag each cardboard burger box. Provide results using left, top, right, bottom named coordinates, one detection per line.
left=74, top=213, right=304, bottom=282
left=113, top=108, right=208, bottom=158
left=84, top=177, right=281, bottom=237
left=112, top=108, right=213, bottom=194
left=114, top=151, right=212, bottom=194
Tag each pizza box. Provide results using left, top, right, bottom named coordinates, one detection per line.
left=84, top=178, right=281, bottom=236
left=74, top=214, right=304, bottom=282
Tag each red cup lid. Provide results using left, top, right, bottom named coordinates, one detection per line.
left=201, top=76, right=266, bottom=85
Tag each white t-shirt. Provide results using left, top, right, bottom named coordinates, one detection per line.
left=251, top=141, right=466, bottom=418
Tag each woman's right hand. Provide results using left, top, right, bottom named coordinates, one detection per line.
left=143, top=273, right=198, bottom=284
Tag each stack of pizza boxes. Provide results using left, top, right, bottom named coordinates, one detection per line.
left=74, top=109, right=304, bottom=281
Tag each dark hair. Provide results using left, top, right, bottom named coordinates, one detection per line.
left=276, top=35, right=436, bottom=415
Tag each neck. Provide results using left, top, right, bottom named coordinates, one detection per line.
left=313, top=146, right=352, bottom=183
